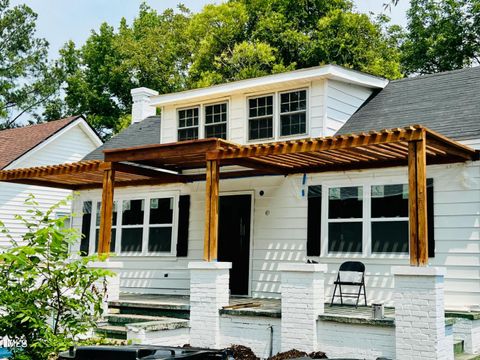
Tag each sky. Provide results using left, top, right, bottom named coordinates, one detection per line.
left=11, top=0, right=410, bottom=60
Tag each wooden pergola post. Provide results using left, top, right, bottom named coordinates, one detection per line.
left=98, top=162, right=115, bottom=256
left=408, top=135, right=428, bottom=266
left=204, top=159, right=220, bottom=261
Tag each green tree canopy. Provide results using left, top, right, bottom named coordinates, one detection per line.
left=51, top=0, right=403, bottom=137
left=401, top=0, right=480, bottom=74
left=0, top=0, right=62, bottom=129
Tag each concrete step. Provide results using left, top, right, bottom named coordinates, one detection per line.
left=95, top=325, right=127, bottom=340
left=106, top=313, right=167, bottom=325
left=454, top=354, right=480, bottom=360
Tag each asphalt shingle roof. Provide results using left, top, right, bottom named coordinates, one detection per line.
left=84, top=116, right=161, bottom=160
left=339, top=67, right=480, bottom=141
left=0, top=116, right=82, bottom=169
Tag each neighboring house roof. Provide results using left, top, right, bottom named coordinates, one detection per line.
left=339, top=67, right=480, bottom=141
left=84, top=116, right=161, bottom=160
left=0, top=115, right=85, bottom=170
left=149, top=64, right=388, bottom=107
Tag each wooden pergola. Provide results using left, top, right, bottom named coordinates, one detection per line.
left=0, top=125, right=476, bottom=265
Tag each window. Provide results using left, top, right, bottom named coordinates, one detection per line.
left=280, top=90, right=307, bottom=136
left=248, top=95, right=274, bottom=140
left=120, top=199, right=144, bottom=252
left=371, top=184, right=409, bottom=253
left=79, top=195, right=177, bottom=255
left=327, top=186, right=363, bottom=253
left=94, top=201, right=117, bottom=253
left=178, top=107, right=199, bottom=141
left=148, top=198, right=174, bottom=252
left=80, top=201, right=92, bottom=256
left=205, top=103, right=227, bottom=139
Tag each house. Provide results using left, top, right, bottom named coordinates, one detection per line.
left=0, top=65, right=479, bottom=359
left=0, top=116, right=102, bottom=246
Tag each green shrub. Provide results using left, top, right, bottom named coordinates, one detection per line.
left=0, top=195, right=112, bottom=360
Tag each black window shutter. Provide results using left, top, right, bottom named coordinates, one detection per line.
left=176, top=195, right=190, bottom=257
left=307, top=185, right=322, bottom=256
left=427, top=178, right=435, bottom=258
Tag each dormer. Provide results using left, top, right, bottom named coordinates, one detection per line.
left=131, top=65, right=388, bottom=145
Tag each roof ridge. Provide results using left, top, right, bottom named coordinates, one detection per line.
left=0, top=115, right=82, bottom=135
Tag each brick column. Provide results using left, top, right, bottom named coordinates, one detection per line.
left=189, top=262, right=231, bottom=348
left=393, top=266, right=451, bottom=360
left=279, top=263, right=327, bottom=353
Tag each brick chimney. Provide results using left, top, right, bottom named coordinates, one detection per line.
left=131, top=87, right=159, bottom=123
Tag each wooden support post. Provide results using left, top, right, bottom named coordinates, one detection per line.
left=408, top=137, right=428, bottom=266
left=204, top=160, right=220, bottom=261
left=98, top=162, right=115, bottom=256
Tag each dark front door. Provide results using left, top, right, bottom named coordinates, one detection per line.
left=218, top=194, right=252, bottom=296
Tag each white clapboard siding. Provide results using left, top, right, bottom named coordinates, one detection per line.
left=0, top=123, right=100, bottom=247
left=325, top=80, right=373, bottom=136
left=161, top=78, right=339, bottom=144
left=73, top=160, right=480, bottom=310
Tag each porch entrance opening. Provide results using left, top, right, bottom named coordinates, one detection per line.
left=218, top=194, right=252, bottom=296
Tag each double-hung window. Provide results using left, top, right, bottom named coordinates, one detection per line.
left=280, top=90, right=307, bottom=136
left=323, top=182, right=410, bottom=256
left=178, top=107, right=199, bottom=141
left=248, top=95, right=274, bottom=140
left=205, top=103, right=227, bottom=139
left=371, top=184, right=409, bottom=253
left=327, top=186, right=363, bottom=253
left=80, top=195, right=177, bottom=256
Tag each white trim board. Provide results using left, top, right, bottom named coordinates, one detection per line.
left=150, top=65, right=388, bottom=107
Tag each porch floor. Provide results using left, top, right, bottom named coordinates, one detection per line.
left=111, top=293, right=396, bottom=324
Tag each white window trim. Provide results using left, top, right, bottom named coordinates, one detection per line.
left=278, top=88, right=309, bottom=139
left=88, top=191, right=180, bottom=257
left=319, top=177, right=410, bottom=259
left=176, top=101, right=230, bottom=141
left=177, top=106, right=200, bottom=141
left=204, top=101, right=228, bottom=139
left=246, top=93, right=276, bottom=142
left=246, top=88, right=310, bottom=143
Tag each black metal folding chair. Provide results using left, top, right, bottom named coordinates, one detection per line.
left=330, top=261, right=367, bottom=308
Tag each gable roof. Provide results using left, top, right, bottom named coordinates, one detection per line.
left=0, top=116, right=85, bottom=170
left=338, top=67, right=480, bottom=141
left=84, top=116, right=161, bottom=160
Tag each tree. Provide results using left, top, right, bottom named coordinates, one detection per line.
left=0, top=0, right=62, bottom=129
left=0, top=196, right=111, bottom=360
left=51, top=1, right=403, bottom=136
left=57, top=4, right=190, bottom=138
left=401, top=0, right=480, bottom=74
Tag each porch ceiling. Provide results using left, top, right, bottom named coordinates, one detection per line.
left=0, top=125, right=477, bottom=190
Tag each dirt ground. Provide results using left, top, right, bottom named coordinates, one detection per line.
left=228, top=345, right=328, bottom=360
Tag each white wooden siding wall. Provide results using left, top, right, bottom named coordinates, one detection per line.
left=325, top=80, right=373, bottom=136
left=0, top=125, right=99, bottom=247
left=74, top=160, right=480, bottom=309
left=160, top=79, right=327, bottom=144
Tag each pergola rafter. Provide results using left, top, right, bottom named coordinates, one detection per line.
left=0, top=125, right=477, bottom=266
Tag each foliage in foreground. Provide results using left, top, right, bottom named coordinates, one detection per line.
left=0, top=196, right=112, bottom=360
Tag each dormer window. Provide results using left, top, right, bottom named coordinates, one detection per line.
left=280, top=89, right=307, bottom=136
left=205, top=103, right=227, bottom=139
left=178, top=107, right=199, bottom=141
left=248, top=95, right=274, bottom=141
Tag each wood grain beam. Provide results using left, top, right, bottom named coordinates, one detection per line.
left=204, top=160, right=220, bottom=262
left=408, top=137, right=428, bottom=266
left=98, top=163, right=115, bottom=257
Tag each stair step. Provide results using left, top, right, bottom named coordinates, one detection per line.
left=106, top=313, right=166, bottom=325
left=454, top=354, right=480, bottom=360
left=454, top=339, right=465, bottom=355
left=95, top=325, right=127, bottom=340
